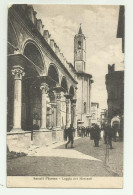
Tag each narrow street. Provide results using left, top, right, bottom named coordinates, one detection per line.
left=7, top=137, right=123, bottom=177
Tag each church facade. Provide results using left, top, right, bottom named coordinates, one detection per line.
left=7, top=5, right=93, bottom=152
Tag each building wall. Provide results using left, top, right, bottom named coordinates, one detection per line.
left=106, top=67, right=124, bottom=121
left=76, top=76, right=82, bottom=121
left=76, top=74, right=91, bottom=126
left=91, top=103, right=100, bottom=125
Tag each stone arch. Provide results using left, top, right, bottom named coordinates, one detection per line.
left=69, top=85, right=75, bottom=98
left=61, top=76, right=68, bottom=93
left=48, top=63, right=59, bottom=87
left=22, top=43, right=43, bottom=130
left=23, top=40, right=45, bottom=73
left=22, top=65, right=41, bottom=131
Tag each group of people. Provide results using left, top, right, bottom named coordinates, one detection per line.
left=79, top=124, right=114, bottom=149
left=64, top=123, right=119, bottom=149
left=78, top=126, right=91, bottom=137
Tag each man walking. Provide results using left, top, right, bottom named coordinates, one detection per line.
left=106, top=124, right=113, bottom=149
left=93, top=124, right=100, bottom=147
left=103, top=124, right=108, bottom=144
left=65, top=124, right=75, bottom=149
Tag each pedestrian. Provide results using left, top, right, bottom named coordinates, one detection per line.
left=112, top=125, right=117, bottom=142
left=106, top=124, right=113, bottom=149
left=93, top=124, right=100, bottom=147
left=81, top=126, right=85, bottom=137
left=64, top=125, right=67, bottom=141
left=103, top=124, right=108, bottom=144
left=84, top=127, right=87, bottom=137
left=78, top=126, right=81, bottom=137
left=90, top=125, right=94, bottom=140
left=65, top=124, right=75, bottom=149
left=86, top=126, right=90, bottom=137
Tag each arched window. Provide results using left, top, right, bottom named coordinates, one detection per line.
left=78, top=41, right=81, bottom=49
left=92, top=113, right=95, bottom=119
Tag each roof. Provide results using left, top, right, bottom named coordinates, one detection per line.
left=78, top=26, right=82, bottom=34
left=91, top=102, right=99, bottom=108
left=76, top=71, right=92, bottom=78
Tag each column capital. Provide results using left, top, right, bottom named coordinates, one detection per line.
left=52, top=86, right=64, bottom=93
left=90, top=79, right=94, bottom=84
left=66, top=98, right=70, bottom=105
left=54, top=92, right=61, bottom=100
left=64, top=94, right=73, bottom=100
left=74, top=86, right=78, bottom=99
left=40, top=83, right=49, bottom=94
left=49, top=102, right=57, bottom=108
left=12, top=65, right=25, bottom=80
left=71, top=99, right=77, bottom=104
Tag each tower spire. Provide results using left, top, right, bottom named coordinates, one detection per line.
left=78, top=23, right=82, bottom=34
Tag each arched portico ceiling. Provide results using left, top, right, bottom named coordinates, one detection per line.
left=23, top=42, right=44, bottom=72
left=61, top=76, right=68, bottom=93
left=69, top=85, right=74, bottom=97
left=8, top=19, right=19, bottom=53
left=48, top=64, right=59, bottom=87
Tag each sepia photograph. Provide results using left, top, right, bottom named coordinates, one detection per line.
left=7, top=4, right=124, bottom=188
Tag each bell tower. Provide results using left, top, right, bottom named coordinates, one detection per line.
left=74, top=24, right=86, bottom=72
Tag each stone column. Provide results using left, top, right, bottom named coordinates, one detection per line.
left=40, top=83, right=49, bottom=130
left=55, top=92, right=61, bottom=129
left=71, top=99, right=77, bottom=129
left=71, top=100, right=74, bottom=126
left=50, top=103, right=56, bottom=128
left=48, top=106, right=52, bottom=129
left=66, top=97, right=71, bottom=128
left=53, top=105, right=57, bottom=128
left=60, top=91, right=65, bottom=129
left=11, top=65, right=25, bottom=131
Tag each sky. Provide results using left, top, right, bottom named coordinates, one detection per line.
left=33, top=4, right=124, bottom=111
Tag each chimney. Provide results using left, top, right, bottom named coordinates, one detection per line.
left=55, top=44, right=60, bottom=57
left=108, top=64, right=115, bottom=74
left=43, top=30, right=51, bottom=44
left=60, top=53, right=64, bottom=63
left=36, top=19, right=44, bottom=35
left=50, top=39, right=55, bottom=51
left=27, top=5, right=36, bottom=24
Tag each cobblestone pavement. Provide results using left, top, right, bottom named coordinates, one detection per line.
left=57, top=137, right=123, bottom=176
left=7, top=137, right=123, bottom=176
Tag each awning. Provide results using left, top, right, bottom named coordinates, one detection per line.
left=111, top=116, right=120, bottom=127
left=77, top=121, right=84, bottom=124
